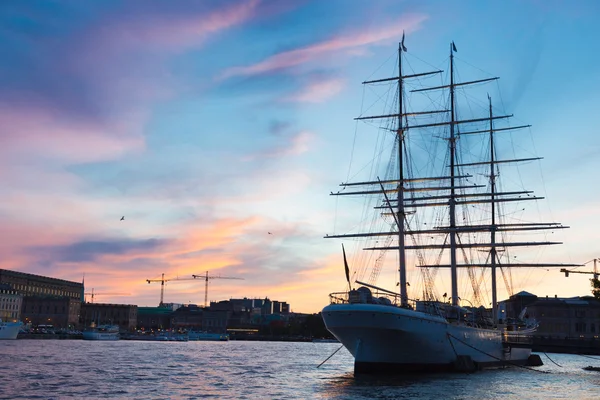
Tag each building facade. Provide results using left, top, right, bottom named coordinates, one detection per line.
left=0, top=283, right=22, bottom=322
left=0, top=269, right=84, bottom=301
left=169, top=305, right=229, bottom=333
left=0, top=268, right=84, bottom=328
left=20, top=296, right=80, bottom=328
left=137, top=307, right=173, bottom=330
left=80, top=303, right=138, bottom=331
left=499, top=291, right=600, bottom=339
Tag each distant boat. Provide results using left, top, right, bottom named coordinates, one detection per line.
left=188, top=331, right=229, bottom=341
left=0, top=319, right=22, bottom=340
left=82, top=324, right=120, bottom=341
left=321, top=36, right=577, bottom=373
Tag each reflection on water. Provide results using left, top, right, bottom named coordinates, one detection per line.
left=1, top=341, right=599, bottom=399
left=320, top=354, right=600, bottom=400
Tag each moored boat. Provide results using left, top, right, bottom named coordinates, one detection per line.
left=0, top=319, right=22, bottom=340
left=82, top=324, right=120, bottom=341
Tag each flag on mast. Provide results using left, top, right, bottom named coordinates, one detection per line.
left=452, top=41, right=457, bottom=52
left=342, top=244, right=351, bottom=289
left=401, top=31, right=407, bottom=52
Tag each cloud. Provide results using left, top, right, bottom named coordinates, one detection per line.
left=0, top=0, right=268, bottom=128
left=219, top=13, right=428, bottom=79
left=30, top=238, right=170, bottom=263
left=283, top=76, right=345, bottom=103
left=80, top=0, right=262, bottom=54
left=0, top=104, right=145, bottom=165
left=242, top=130, right=314, bottom=161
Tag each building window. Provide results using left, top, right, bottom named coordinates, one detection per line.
left=575, top=322, right=587, bottom=333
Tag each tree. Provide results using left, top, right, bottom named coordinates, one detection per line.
left=591, top=276, right=600, bottom=300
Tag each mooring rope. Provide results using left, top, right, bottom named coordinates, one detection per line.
left=543, top=352, right=562, bottom=367
left=448, top=333, right=459, bottom=356
left=447, top=333, right=550, bottom=374
left=317, top=345, right=344, bottom=368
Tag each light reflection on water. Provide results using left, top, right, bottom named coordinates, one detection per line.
left=1, top=340, right=599, bottom=399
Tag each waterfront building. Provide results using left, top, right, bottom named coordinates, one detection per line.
left=0, top=269, right=83, bottom=300
left=0, top=283, right=22, bottom=322
left=201, top=309, right=229, bottom=333
left=0, top=269, right=83, bottom=328
left=499, top=292, right=600, bottom=339
left=208, top=298, right=291, bottom=329
left=20, top=295, right=80, bottom=328
left=170, top=304, right=229, bottom=333
left=171, top=304, right=203, bottom=329
left=80, top=302, right=138, bottom=331
left=137, top=306, right=173, bottom=330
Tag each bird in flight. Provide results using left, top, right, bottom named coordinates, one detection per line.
left=120, top=216, right=125, bottom=221
left=268, top=232, right=272, bottom=235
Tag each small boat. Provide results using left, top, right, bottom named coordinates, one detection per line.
left=0, top=319, right=22, bottom=340
left=82, top=324, right=120, bottom=341
left=187, top=331, right=229, bottom=341
left=583, top=366, right=600, bottom=372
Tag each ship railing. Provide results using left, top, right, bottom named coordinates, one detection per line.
left=503, top=332, right=534, bottom=345
left=328, top=291, right=430, bottom=312
left=328, top=290, right=403, bottom=306
left=329, top=292, right=351, bottom=304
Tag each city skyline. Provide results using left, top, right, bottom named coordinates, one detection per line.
left=1, top=0, right=599, bottom=312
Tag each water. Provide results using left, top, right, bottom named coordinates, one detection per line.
left=1, top=340, right=599, bottom=399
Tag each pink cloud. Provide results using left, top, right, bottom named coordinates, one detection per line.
left=283, top=77, right=345, bottom=103
left=242, top=130, right=314, bottom=161
left=220, top=13, right=428, bottom=79
left=53, top=0, right=267, bottom=122
left=0, top=104, right=145, bottom=165
left=82, top=0, right=261, bottom=53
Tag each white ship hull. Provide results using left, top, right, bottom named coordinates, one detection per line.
left=322, top=303, right=531, bottom=373
left=82, top=325, right=120, bottom=341
left=0, top=321, right=22, bottom=340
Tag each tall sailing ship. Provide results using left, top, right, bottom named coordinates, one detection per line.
left=321, top=36, right=577, bottom=373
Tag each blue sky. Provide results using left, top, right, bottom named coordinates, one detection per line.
left=0, top=0, right=599, bottom=312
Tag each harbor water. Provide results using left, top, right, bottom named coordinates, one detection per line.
left=1, top=340, right=599, bottom=399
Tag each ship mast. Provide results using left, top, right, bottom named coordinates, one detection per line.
left=326, top=38, right=582, bottom=311
left=449, top=42, right=458, bottom=306
left=488, top=96, right=498, bottom=323
left=397, top=42, right=408, bottom=307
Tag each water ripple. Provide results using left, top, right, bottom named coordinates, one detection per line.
left=1, top=341, right=599, bottom=399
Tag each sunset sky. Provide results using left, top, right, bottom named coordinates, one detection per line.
left=1, top=0, right=599, bottom=313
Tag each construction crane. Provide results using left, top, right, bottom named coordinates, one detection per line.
left=84, top=288, right=130, bottom=303
left=146, top=273, right=198, bottom=306
left=192, top=271, right=244, bottom=307
left=561, top=258, right=599, bottom=278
